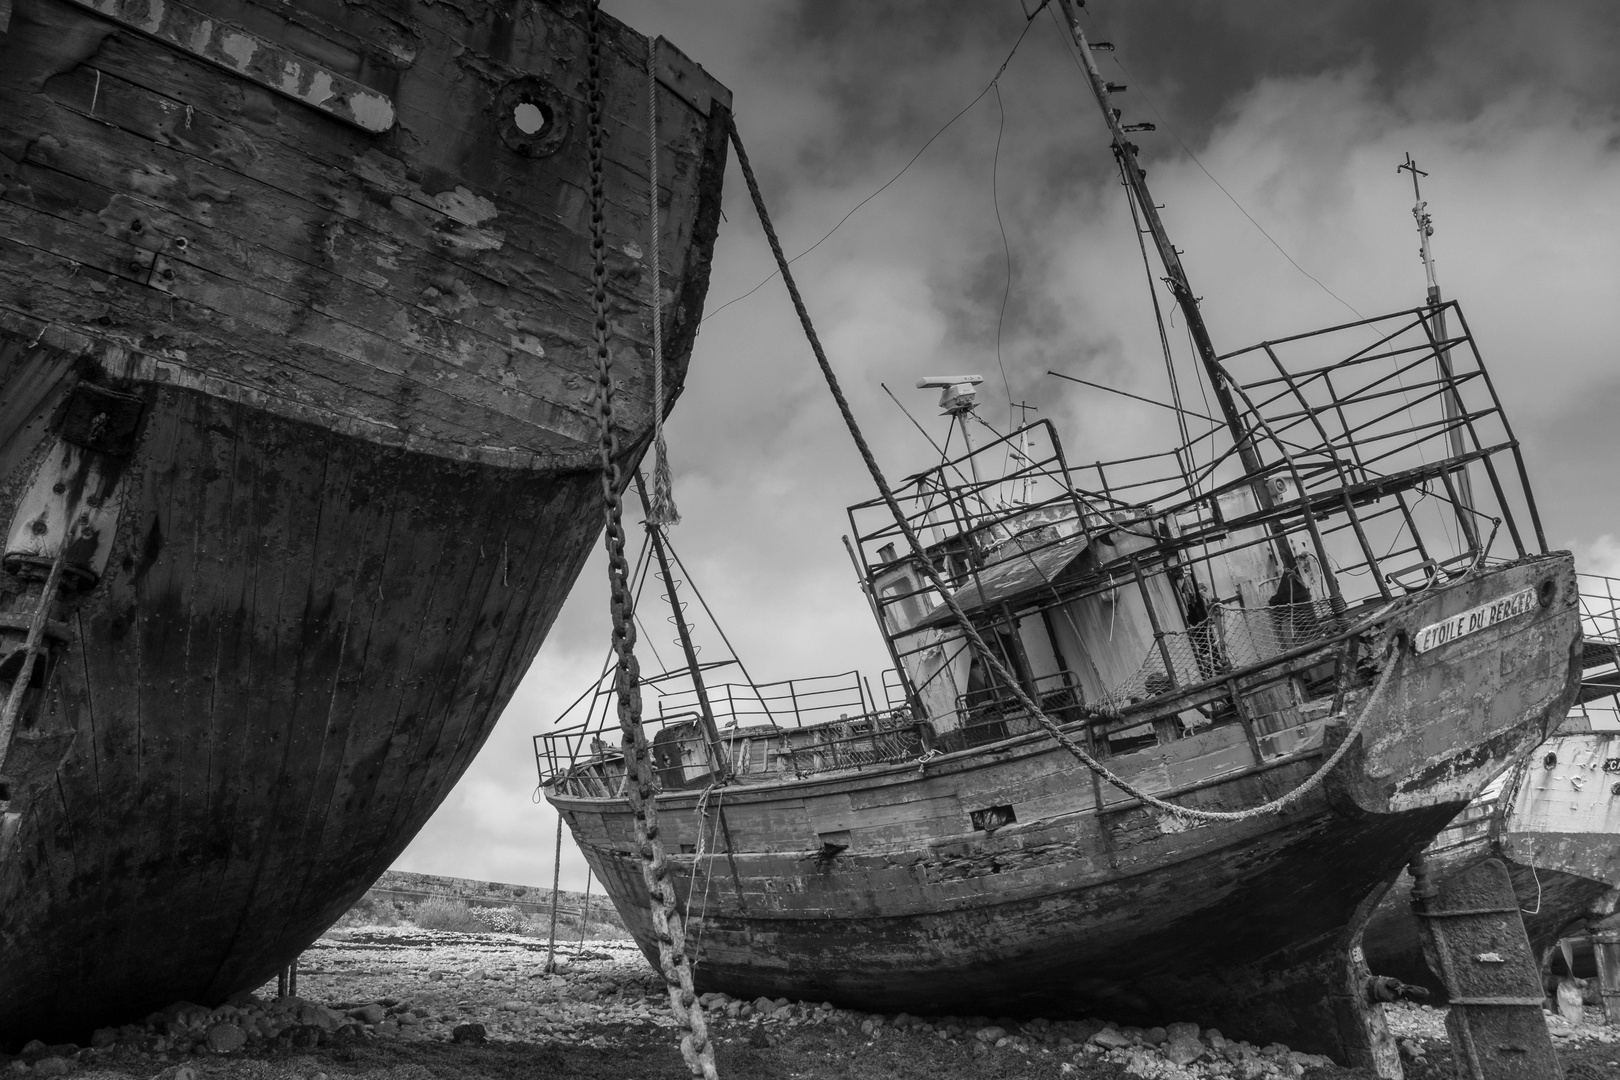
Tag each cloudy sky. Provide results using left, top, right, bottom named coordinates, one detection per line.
left=394, top=0, right=1620, bottom=889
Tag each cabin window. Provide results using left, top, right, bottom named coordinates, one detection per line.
left=970, top=804, right=1016, bottom=831
left=880, top=576, right=926, bottom=628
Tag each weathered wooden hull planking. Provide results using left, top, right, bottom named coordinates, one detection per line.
left=0, top=0, right=729, bottom=1042
left=1364, top=729, right=1620, bottom=996
left=553, top=556, right=1582, bottom=1061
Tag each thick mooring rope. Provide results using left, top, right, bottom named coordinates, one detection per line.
left=727, top=119, right=1405, bottom=825
left=585, top=7, right=717, bottom=1077
left=644, top=37, right=679, bottom=526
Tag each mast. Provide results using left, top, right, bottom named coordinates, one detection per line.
left=1053, top=1, right=1315, bottom=595
left=634, top=473, right=729, bottom=781
left=1052, top=0, right=1264, bottom=484
left=1398, top=153, right=1478, bottom=548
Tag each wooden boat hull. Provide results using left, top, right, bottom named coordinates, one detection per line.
left=0, top=0, right=729, bottom=1043
left=1364, top=729, right=1620, bottom=996
left=553, top=556, right=1582, bottom=1061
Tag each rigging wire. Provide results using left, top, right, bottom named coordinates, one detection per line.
left=1097, top=50, right=1367, bottom=323
left=1118, top=155, right=1197, bottom=489
left=701, top=12, right=1040, bottom=325
left=991, top=81, right=1015, bottom=428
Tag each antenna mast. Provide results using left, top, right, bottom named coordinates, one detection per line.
left=1051, top=0, right=1264, bottom=483
left=1397, top=153, right=1477, bottom=541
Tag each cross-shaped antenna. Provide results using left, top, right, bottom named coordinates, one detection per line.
left=1398, top=152, right=1439, bottom=296
left=1397, top=152, right=1428, bottom=202
left=1010, top=400, right=1039, bottom=424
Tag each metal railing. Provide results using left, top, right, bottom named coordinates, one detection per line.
left=849, top=301, right=1543, bottom=735
left=536, top=668, right=931, bottom=795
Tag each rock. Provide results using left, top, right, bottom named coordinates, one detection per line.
left=498, top=1000, right=524, bottom=1012
left=18, top=1042, right=45, bottom=1056
left=428, top=972, right=444, bottom=982
left=1165, top=1037, right=1205, bottom=1066
left=1144, top=1027, right=1168, bottom=1046
left=1166, top=1022, right=1201, bottom=1043
left=1092, top=1028, right=1134, bottom=1049
left=976, top=1025, right=1008, bottom=1043
left=747, top=1021, right=772, bottom=1049
left=204, top=1023, right=247, bottom=1054
left=283, top=1025, right=322, bottom=1050
left=451, top=1022, right=487, bottom=1044
left=30, top=1061, right=68, bottom=1078
left=348, top=1003, right=387, bottom=1025
left=329, top=1023, right=365, bottom=1044
left=1558, top=978, right=1586, bottom=1025
left=297, top=1005, right=337, bottom=1031
left=87, top=1029, right=116, bottom=1051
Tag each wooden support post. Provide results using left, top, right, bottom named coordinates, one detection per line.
left=1409, top=855, right=1562, bottom=1080
left=1591, top=921, right=1620, bottom=1024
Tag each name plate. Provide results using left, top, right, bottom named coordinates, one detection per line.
left=1412, top=587, right=1538, bottom=654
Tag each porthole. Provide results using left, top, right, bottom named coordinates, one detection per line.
left=497, top=77, right=570, bottom=158
left=512, top=101, right=548, bottom=135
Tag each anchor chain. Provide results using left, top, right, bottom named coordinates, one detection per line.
left=583, top=6, right=718, bottom=1077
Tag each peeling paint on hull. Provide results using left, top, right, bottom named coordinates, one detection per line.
left=554, top=555, right=1582, bottom=1063
left=0, top=0, right=730, bottom=1043
left=1365, top=729, right=1620, bottom=996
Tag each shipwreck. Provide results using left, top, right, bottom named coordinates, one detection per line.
left=539, top=3, right=1582, bottom=1073
left=0, top=0, right=728, bottom=1042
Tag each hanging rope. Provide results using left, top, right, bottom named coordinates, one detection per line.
left=727, top=118, right=1410, bottom=825
left=644, top=37, right=679, bottom=525
left=577, top=869, right=594, bottom=946
left=584, top=6, right=716, bottom=1077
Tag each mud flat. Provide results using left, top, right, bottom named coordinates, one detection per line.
left=8, top=925, right=1620, bottom=1080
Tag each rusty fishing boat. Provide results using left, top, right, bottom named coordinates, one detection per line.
left=1364, top=572, right=1620, bottom=1000
left=539, top=4, right=1583, bottom=1072
left=0, top=0, right=729, bottom=1042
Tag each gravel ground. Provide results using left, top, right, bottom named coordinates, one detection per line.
left=10, top=925, right=1620, bottom=1080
